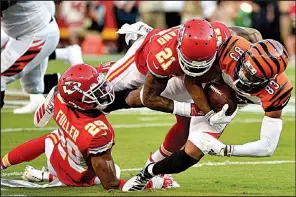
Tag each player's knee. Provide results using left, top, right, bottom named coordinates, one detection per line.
left=185, top=140, right=204, bottom=160
left=22, top=83, right=44, bottom=94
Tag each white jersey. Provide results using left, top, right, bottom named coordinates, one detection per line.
left=1, top=1, right=52, bottom=38
left=44, top=1, right=56, bottom=16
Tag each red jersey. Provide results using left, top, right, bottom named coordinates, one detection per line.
left=218, top=36, right=293, bottom=112
left=49, top=93, right=115, bottom=186
left=134, top=22, right=231, bottom=78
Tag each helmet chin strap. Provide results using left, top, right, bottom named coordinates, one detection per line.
left=95, top=104, right=107, bottom=111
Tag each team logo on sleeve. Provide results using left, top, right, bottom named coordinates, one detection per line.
left=63, top=81, right=82, bottom=95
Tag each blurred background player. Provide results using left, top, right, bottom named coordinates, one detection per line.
left=10, top=1, right=84, bottom=114
left=1, top=1, right=60, bottom=108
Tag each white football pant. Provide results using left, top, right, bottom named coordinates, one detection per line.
left=1, top=18, right=60, bottom=94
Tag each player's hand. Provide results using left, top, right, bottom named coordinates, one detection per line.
left=206, top=104, right=238, bottom=125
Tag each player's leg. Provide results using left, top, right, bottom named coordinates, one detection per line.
left=106, top=37, right=146, bottom=92
left=1, top=18, right=59, bottom=108
left=1, top=34, right=36, bottom=108
left=146, top=115, right=190, bottom=165
left=1, top=134, right=48, bottom=170
left=146, top=76, right=194, bottom=165
left=1, top=28, right=10, bottom=52
left=15, top=44, right=84, bottom=114
left=22, top=131, right=59, bottom=182
left=14, top=58, right=49, bottom=114
left=123, top=117, right=227, bottom=191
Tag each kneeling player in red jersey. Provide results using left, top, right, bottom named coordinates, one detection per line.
left=0, top=64, right=171, bottom=190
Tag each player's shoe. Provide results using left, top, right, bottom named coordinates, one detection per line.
left=13, top=94, right=45, bottom=114
left=159, top=174, right=180, bottom=188
left=22, top=166, right=47, bottom=182
left=122, top=164, right=154, bottom=191
left=145, top=152, right=180, bottom=188
left=67, top=45, right=83, bottom=65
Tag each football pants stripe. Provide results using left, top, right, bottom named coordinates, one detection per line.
left=107, top=56, right=135, bottom=82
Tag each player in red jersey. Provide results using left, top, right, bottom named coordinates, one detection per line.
left=144, top=21, right=262, bottom=167
left=106, top=19, right=236, bottom=128
left=0, top=64, right=171, bottom=190
left=122, top=37, right=292, bottom=191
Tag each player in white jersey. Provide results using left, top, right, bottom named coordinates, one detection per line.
left=8, top=1, right=84, bottom=114
left=1, top=1, right=60, bottom=108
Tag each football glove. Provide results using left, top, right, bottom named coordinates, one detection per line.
left=205, top=104, right=238, bottom=125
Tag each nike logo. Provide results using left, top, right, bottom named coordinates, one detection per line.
left=101, top=131, right=108, bottom=136
left=153, top=61, right=159, bottom=69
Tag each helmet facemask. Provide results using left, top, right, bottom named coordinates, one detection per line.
left=177, top=24, right=217, bottom=77
left=234, top=52, right=270, bottom=94
left=82, top=74, right=115, bottom=110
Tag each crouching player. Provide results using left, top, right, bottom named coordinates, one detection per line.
left=0, top=64, right=171, bottom=190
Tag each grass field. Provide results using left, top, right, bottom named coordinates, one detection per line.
left=1, top=56, right=295, bottom=196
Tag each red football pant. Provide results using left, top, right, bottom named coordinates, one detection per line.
left=1, top=134, right=47, bottom=169
left=148, top=115, right=190, bottom=163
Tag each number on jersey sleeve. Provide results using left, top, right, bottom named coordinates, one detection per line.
left=258, top=73, right=293, bottom=112
left=86, top=120, right=114, bottom=155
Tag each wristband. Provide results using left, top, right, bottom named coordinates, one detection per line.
left=205, top=110, right=215, bottom=121
left=173, top=101, right=191, bottom=117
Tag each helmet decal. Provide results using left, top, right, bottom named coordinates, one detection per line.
left=62, top=81, right=82, bottom=95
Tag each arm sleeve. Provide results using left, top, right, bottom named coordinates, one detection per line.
left=33, top=86, right=57, bottom=127
left=232, top=116, right=282, bottom=157
left=88, top=124, right=114, bottom=155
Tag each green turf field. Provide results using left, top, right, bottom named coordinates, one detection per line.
left=1, top=56, right=295, bottom=196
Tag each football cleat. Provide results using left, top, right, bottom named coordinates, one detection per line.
left=22, top=166, right=47, bottom=182
left=13, top=94, right=45, bottom=114
left=122, top=164, right=154, bottom=191
left=159, top=174, right=180, bottom=188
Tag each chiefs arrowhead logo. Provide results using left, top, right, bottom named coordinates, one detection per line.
left=63, top=81, right=82, bottom=95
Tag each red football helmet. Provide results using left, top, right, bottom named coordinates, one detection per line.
left=58, top=64, right=115, bottom=110
left=234, top=39, right=289, bottom=93
left=177, top=18, right=218, bottom=77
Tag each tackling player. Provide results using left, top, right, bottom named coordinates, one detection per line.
left=1, top=64, right=171, bottom=190
left=1, top=1, right=60, bottom=108
left=106, top=19, right=235, bottom=127
left=122, top=37, right=292, bottom=191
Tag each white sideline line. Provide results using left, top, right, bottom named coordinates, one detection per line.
left=1, top=117, right=295, bottom=133
left=1, top=160, right=295, bottom=177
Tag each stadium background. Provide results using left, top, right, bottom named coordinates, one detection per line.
left=1, top=1, right=295, bottom=196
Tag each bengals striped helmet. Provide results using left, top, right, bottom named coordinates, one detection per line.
left=234, top=39, right=289, bottom=93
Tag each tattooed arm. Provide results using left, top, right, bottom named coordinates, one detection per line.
left=229, top=26, right=263, bottom=43
left=184, top=63, right=221, bottom=116
left=141, top=71, right=174, bottom=113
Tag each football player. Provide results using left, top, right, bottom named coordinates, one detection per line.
left=1, top=64, right=171, bottom=190
left=106, top=19, right=235, bottom=127
left=122, top=37, right=292, bottom=191
left=1, top=1, right=60, bottom=108
left=1, top=1, right=84, bottom=114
